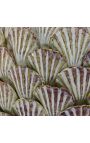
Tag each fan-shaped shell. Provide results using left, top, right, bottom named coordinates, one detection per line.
left=0, top=47, right=14, bottom=79
left=13, top=98, right=46, bottom=116
left=34, top=86, right=73, bottom=115
left=7, top=28, right=38, bottom=66
left=56, top=67, right=90, bottom=102
left=31, top=27, right=58, bottom=47
left=28, top=47, right=66, bottom=85
left=60, top=105, right=90, bottom=116
left=53, top=27, right=89, bottom=66
left=0, top=81, right=18, bottom=113
left=8, top=66, right=41, bottom=99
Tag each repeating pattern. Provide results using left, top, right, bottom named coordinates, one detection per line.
left=60, top=105, right=90, bottom=116
left=0, top=27, right=90, bottom=116
left=0, top=81, right=18, bottom=114
left=8, top=66, right=41, bottom=99
left=13, top=98, right=46, bottom=116
left=34, top=86, right=73, bottom=115
left=0, top=47, right=14, bottom=79
left=28, top=47, right=66, bottom=85
left=7, top=28, right=38, bottom=66
left=53, top=28, right=90, bottom=66
left=31, top=27, right=59, bottom=46
left=56, top=67, right=90, bottom=102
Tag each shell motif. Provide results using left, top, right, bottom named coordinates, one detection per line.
left=31, top=27, right=58, bottom=47
left=8, top=66, right=41, bottom=99
left=0, top=47, right=15, bottom=80
left=53, top=27, right=89, bottom=66
left=60, top=105, right=90, bottom=116
left=0, top=27, right=90, bottom=116
left=28, top=47, right=66, bottom=85
left=56, top=67, right=90, bottom=103
left=13, top=98, right=46, bottom=116
left=0, top=81, right=18, bottom=114
left=34, top=86, right=73, bottom=115
left=7, top=28, right=38, bottom=66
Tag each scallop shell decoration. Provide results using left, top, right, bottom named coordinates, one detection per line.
left=56, top=67, right=90, bottom=103
left=34, top=86, right=73, bottom=115
left=7, top=28, right=38, bottom=66
left=0, top=81, right=17, bottom=114
left=0, top=47, right=14, bottom=80
left=13, top=98, right=46, bottom=116
left=0, top=27, right=90, bottom=116
left=8, top=66, right=41, bottom=99
left=60, top=105, right=90, bottom=116
left=53, top=28, right=90, bottom=67
left=31, top=27, right=58, bottom=47
left=28, top=47, right=66, bottom=85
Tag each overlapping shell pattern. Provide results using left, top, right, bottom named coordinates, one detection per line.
left=0, top=27, right=90, bottom=116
